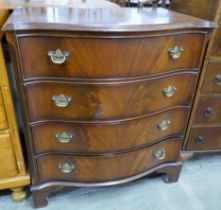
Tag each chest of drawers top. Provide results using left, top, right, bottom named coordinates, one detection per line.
left=3, top=7, right=215, bottom=32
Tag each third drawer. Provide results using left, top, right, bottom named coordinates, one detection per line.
left=31, top=108, right=189, bottom=155
left=194, top=95, right=221, bottom=124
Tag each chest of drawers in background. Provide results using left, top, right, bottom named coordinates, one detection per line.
left=171, top=0, right=221, bottom=152
left=3, top=7, right=214, bottom=207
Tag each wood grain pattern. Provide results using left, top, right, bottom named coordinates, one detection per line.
left=0, top=9, right=9, bottom=38
left=31, top=108, right=189, bottom=155
left=0, top=9, right=29, bottom=200
left=0, top=133, right=18, bottom=179
left=36, top=138, right=182, bottom=183
left=24, top=73, right=197, bottom=122
left=18, top=33, right=205, bottom=79
left=0, top=90, right=8, bottom=130
left=4, top=7, right=214, bottom=207
left=188, top=126, right=221, bottom=151
left=211, top=19, right=221, bottom=56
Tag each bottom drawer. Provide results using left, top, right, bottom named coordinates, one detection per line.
left=187, top=127, right=221, bottom=151
left=0, top=133, right=18, bottom=179
left=36, top=138, right=181, bottom=183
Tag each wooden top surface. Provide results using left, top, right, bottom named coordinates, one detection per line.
left=3, top=7, right=216, bottom=32
left=0, top=0, right=118, bottom=9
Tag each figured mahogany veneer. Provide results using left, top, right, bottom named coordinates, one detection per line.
left=25, top=73, right=196, bottom=122
left=36, top=138, right=182, bottom=183
left=31, top=108, right=189, bottom=155
left=4, top=7, right=214, bottom=208
left=18, top=34, right=204, bottom=79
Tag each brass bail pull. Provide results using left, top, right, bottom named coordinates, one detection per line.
left=168, top=46, right=184, bottom=59
left=163, top=86, right=177, bottom=98
left=55, top=132, right=74, bottom=144
left=157, top=119, right=171, bottom=131
left=52, top=94, right=72, bottom=108
left=59, top=163, right=75, bottom=173
left=153, top=148, right=166, bottom=160
left=48, top=49, right=70, bottom=65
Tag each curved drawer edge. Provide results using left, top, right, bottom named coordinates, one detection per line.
left=29, top=106, right=190, bottom=126
left=23, top=69, right=199, bottom=84
left=24, top=70, right=198, bottom=86
left=33, top=136, right=184, bottom=158
left=32, top=161, right=182, bottom=191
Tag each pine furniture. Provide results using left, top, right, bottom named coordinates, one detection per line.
left=0, top=9, right=30, bottom=202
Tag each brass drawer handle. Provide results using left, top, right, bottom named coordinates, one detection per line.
left=195, top=136, right=204, bottom=144
left=157, top=120, right=171, bottom=131
left=168, top=46, right=184, bottom=59
left=48, top=49, right=70, bottom=65
left=214, top=74, right=221, bottom=85
left=162, top=86, right=177, bottom=98
left=55, top=132, right=74, bottom=144
left=204, top=107, right=214, bottom=117
left=153, top=148, right=166, bottom=160
left=59, top=163, right=75, bottom=174
left=52, top=94, right=72, bottom=108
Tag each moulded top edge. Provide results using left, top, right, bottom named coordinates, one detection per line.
left=2, top=7, right=216, bottom=32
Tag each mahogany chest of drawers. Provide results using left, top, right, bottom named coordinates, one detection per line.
left=3, top=7, right=214, bottom=207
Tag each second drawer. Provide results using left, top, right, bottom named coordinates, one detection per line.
left=25, top=73, right=196, bottom=122
left=31, top=108, right=189, bottom=155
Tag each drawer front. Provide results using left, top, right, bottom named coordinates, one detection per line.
left=202, top=62, right=221, bottom=93
left=25, top=73, right=196, bottom=122
left=31, top=108, right=189, bottom=155
left=19, top=34, right=205, bottom=79
left=187, top=127, right=221, bottom=151
left=36, top=138, right=181, bottom=183
left=194, top=96, right=221, bottom=124
left=0, top=133, right=18, bottom=179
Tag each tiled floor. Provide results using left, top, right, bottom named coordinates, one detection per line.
left=0, top=153, right=220, bottom=210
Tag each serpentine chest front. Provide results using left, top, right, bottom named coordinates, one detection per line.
left=3, top=7, right=214, bottom=208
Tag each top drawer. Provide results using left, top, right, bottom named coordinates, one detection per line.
left=18, top=33, right=205, bottom=79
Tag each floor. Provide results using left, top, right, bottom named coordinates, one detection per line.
left=0, top=153, right=220, bottom=210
